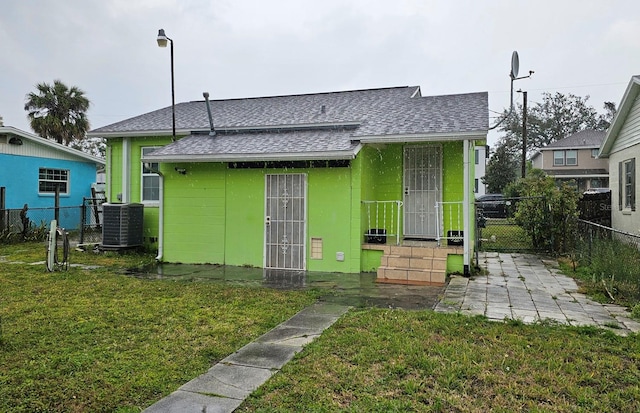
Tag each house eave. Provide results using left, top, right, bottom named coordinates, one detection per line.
left=142, top=145, right=362, bottom=163
left=599, top=76, right=640, bottom=158
left=88, top=121, right=362, bottom=139
left=0, top=126, right=105, bottom=165
left=547, top=174, right=609, bottom=179
left=357, top=130, right=487, bottom=143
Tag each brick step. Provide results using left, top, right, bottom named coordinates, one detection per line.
left=371, top=245, right=459, bottom=286
left=376, top=266, right=446, bottom=286
left=381, top=255, right=447, bottom=271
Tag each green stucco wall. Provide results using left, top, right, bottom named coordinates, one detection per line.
left=158, top=161, right=359, bottom=271
left=357, top=142, right=473, bottom=274
left=107, top=137, right=477, bottom=273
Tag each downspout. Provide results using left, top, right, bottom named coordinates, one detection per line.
left=106, top=145, right=112, bottom=201
left=122, top=137, right=130, bottom=202
left=156, top=172, right=164, bottom=261
left=463, top=139, right=471, bottom=276
left=144, top=162, right=164, bottom=261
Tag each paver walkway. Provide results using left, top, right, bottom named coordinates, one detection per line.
left=435, top=252, right=640, bottom=335
left=143, top=302, right=350, bottom=413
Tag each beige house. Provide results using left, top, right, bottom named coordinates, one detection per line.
left=599, top=75, right=640, bottom=234
left=531, top=129, right=608, bottom=191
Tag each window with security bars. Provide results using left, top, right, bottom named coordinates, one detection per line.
left=38, top=168, right=69, bottom=194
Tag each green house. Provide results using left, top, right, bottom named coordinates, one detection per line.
left=88, top=86, right=488, bottom=284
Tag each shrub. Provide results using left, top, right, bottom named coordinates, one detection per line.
left=508, top=169, right=580, bottom=254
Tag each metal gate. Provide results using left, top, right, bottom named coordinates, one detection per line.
left=403, top=146, right=442, bottom=238
left=476, top=196, right=549, bottom=253
left=264, top=174, right=307, bottom=269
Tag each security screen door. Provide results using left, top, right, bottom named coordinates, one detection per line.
left=264, top=174, right=307, bottom=269
left=403, top=146, right=442, bottom=238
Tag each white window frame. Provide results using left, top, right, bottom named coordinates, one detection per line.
left=553, top=150, right=577, bottom=166
left=38, top=168, right=70, bottom=195
left=141, top=147, right=160, bottom=204
left=624, top=159, right=635, bottom=210
left=553, top=151, right=565, bottom=166
left=591, top=148, right=599, bottom=158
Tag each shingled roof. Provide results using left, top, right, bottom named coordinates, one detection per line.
left=89, top=86, right=488, bottom=162
left=542, top=129, right=606, bottom=150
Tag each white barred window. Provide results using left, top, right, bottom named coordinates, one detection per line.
left=39, top=168, right=69, bottom=194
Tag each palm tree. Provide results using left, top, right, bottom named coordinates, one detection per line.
left=24, top=80, right=90, bottom=145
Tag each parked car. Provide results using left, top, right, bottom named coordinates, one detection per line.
left=476, top=193, right=507, bottom=218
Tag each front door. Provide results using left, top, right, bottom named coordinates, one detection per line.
left=403, top=146, right=442, bottom=238
left=264, top=174, right=306, bottom=270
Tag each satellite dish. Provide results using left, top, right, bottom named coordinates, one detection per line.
left=510, top=51, right=519, bottom=79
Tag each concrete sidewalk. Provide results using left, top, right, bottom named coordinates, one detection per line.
left=435, top=252, right=640, bottom=335
left=143, top=302, right=350, bottom=413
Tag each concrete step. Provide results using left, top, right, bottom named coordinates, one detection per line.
left=376, top=266, right=446, bottom=285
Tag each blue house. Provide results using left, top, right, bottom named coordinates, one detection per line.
left=0, top=125, right=105, bottom=230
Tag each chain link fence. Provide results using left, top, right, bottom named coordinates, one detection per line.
left=476, top=196, right=550, bottom=253
left=575, top=219, right=640, bottom=302
left=0, top=197, right=104, bottom=246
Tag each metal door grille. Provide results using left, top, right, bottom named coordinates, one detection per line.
left=265, top=174, right=306, bottom=269
left=404, top=146, right=442, bottom=238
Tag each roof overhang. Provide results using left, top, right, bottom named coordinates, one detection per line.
left=540, top=145, right=599, bottom=151
left=0, top=126, right=105, bottom=165
left=357, top=130, right=487, bottom=143
left=88, top=121, right=362, bottom=139
left=142, top=144, right=363, bottom=163
left=599, top=76, right=640, bottom=158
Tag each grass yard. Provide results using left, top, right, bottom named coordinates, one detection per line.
left=2, top=243, right=640, bottom=412
left=0, top=243, right=320, bottom=412
left=240, top=310, right=640, bottom=412
left=479, top=219, right=535, bottom=252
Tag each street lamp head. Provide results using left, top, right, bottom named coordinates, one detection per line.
left=157, top=29, right=169, bottom=47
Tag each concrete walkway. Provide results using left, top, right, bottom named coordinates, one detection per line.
left=143, top=302, right=350, bottom=413
left=435, top=252, right=640, bottom=335
left=143, top=252, right=640, bottom=412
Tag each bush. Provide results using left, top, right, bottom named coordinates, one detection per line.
left=506, top=169, right=580, bottom=254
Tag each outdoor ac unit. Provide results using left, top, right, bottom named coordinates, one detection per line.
left=102, top=203, right=144, bottom=247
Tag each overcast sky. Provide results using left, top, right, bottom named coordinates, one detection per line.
left=2, top=0, right=640, bottom=145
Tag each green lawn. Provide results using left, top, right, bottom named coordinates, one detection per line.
left=2, top=243, right=639, bottom=412
left=0, top=243, right=319, bottom=412
left=479, top=219, right=536, bottom=252
left=240, top=310, right=640, bottom=412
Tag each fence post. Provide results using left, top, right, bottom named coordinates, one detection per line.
left=548, top=198, right=554, bottom=252
left=54, top=186, right=60, bottom=223
left=0, top=186, right=5, bottom=231
left=80, top=198, right=87, bottom=244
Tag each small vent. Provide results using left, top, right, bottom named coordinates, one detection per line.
left=311, top=238, right=323, bottom=259
left=102, top=203, right=144, bottom=247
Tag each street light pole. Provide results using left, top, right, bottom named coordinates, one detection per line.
left=521, top=90, right=527, bottom=178
left=157, top=29, right=176, bottom=141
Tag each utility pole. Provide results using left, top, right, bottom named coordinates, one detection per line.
left=521, top=90, right=528, bottom=178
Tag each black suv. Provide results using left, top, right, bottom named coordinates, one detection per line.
left=476, top=194, right=507, bottom=218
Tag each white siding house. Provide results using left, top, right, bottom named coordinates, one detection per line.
left=599, top=76, right=640, bottom=234
left=474, top=144, right=487, bottom=196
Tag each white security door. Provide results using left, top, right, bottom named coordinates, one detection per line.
left=265, top=174, right=307, bottom=269
left=403, top=146, right=442, bottom=238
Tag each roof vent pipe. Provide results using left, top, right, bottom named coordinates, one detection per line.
left=203, top=92, right=216, bottom=136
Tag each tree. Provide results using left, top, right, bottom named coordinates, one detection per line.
left=495, top=92, right=615, bottom=157
left=69, top=136, right=106, bottom=158
left=24, top=80, right=90, bottom=145
left=482, top=143, right=518, bottom=194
